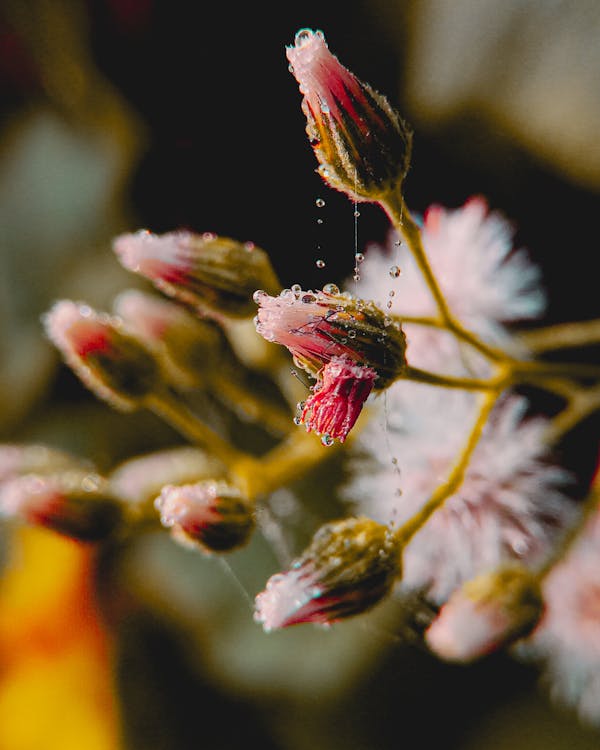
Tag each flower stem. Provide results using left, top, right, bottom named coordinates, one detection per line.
left=394, top=390, right=500, bottom=545
left=146, top=391, right=245, bottom=468
left=544, top=383, right=600, bottom=445
left=403, top=365, right=501, bottom=391
left=380, top=190, right=510, bottom=364
left=517, top=318, right=600, bottom=353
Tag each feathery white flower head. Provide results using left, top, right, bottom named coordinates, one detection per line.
left=518, top=508, right=600, bottom=727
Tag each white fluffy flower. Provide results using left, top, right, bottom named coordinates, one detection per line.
left=345, top=385, right=573, bottom=603
left=518, top=508, right=600, bottom=727
left=354, top=196, right=546, bottom=356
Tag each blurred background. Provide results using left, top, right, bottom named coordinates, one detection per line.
left=0, top=1, right=599, bottom=749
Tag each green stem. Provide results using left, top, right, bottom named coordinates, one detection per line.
left=395, top=390, right=500, bottom=545
left=146, top=391, right=245, bottom=469
left=517, top=318, right=600, bottom=353
left=403, top=365, right=501, bottom=391
left=544, top=383, right=600, bottom=445
left=380, top=190, right=510, bottom=364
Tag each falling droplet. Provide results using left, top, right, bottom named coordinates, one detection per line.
left=315, top=198, right=325, bottom=208
left=389, top=265, right=401, bottom=278
left=316, top=259, right=326, bottom=268
left=317, top=218, right=324, bottom=225
left=321, top=434, right=334, bottom=447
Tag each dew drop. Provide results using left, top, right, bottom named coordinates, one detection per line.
left=394, top=239, right=402, bottom=247
left=389, top=265, right=401, bottom=278
left=348, top=330, right=356, bottom=339
left=354, top=210, right=361, bottom=218
left=302, top=293, right=316, bottom=303
left=317, top=218, right=324, bottom=225
left=388, top=290, right=395, bottom=297
left=315, top=198, right=325, bottom=208
left=253, top=289, right=266, bottom=303
left=355, top=252, right=364, bottom=263
left=321, top=434, right=335, bottom=447
left=244, top=241, right=256, bottom=251
left=293, top=416, right=302, bottom=426
left=386, top=300, right=393, bottom=309
left=353, top=274, right=360, bottom=282
left=291, top=283, right=302, bottom=295
left=323, top=283, right=340, bottom=295
left=316, top=259, right=326, bottom=268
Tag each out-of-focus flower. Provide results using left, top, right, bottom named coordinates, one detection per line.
left=113, top=230, right=280, bottom=319
left=0, top=471, right=123, bottom=543
left=155, top=479, right=255, bottom=553
left=254, top=286, right=406, bottom=442
left=0, top=527, right=121, bottom=750
left=113, top=288, right=228, bottom=390
left=344, top=390, right=574, bottom=604
left=518, top=507, right=600, bottom=727
left=0, top=443, right=93, bottom=482
left=286, top=28, right=412, bottom=202
left=425, top=564, right=543, bottom=662
left=43, top=299, right=162, bottom=411
left=254, top=516, right=401, bottom=630
left=354, top=197, right=546, bottom=362
left=109, top=446, right=227, bottom=513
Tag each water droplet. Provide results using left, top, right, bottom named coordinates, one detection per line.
left=323, top=283, right=340, bottom=295
left=353, top=274, right=360, bottom=282
left=321, top=434, right=334, bottom=446
left=391, top=457, right=398, bottom=466
left=315, top=198, right=325, bottom=208
left=291, top=283, right=302, bottom=294
left=355, top=252, right=364, bottom=263
left=202, top=231, right=217, bottom=242
left=389, top=265, right=401, bottom=278
left=316, top=259, right=326, bottom=268
left=386, top=300, right=393, bottom=309
left=317, top=218, right=324, bottom=225
left=354, top=210, right=361, bottom=218
left=253, top=289, right=267, bottom=303
left=293, top=416, right=302, bottom=426
left=394, top=239, right=402, bottom=246
left=244, top=241, right=255, bottom=251
left=348, top=330, right=356, bottom=339
left=294, top=28, right=314, bottom=46
left=302, top=293, right=316, bottom=303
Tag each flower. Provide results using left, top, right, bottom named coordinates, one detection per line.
left=0, top=471, right=123, bottom=542
left=154, top=479, right=255, bottom=553
left=344, top=390, right=574, bottom=604
left=254, top=516, right=401, bottom=630
left=286, top=28, right=412, bottom=202
left=254, top=285, right=406, bottom=442
left=354, top=197, right=546, bottom=360
left=518, top=507, right=600, bottom=727
left=113, top=230, right=280, bottom=319
left=425, top=564, right=543, bottom=663
left=113, top=288, right=227, bottom=389
left=43, top=300, right=161, bottom=411
left=0, top=444, right=92, bottom=483
left=299, top=357, right=377, bottom=443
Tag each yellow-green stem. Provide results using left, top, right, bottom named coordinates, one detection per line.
left=517, top=318, right=600, bottom=353
left=403, top=365, right=501, bottom=391
left=146, top=391, right=246, bottom=469
left=544, top=383, right=600, bottom=445
left=380, top=190, right=511, bottom=364
left=395, top=390, right=500, bottom=544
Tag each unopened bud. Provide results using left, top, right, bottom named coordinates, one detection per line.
left=0, top=471, right=123, bottom=542
left=425, top=564, right=544, bottom=663
left=155, top=479, right=254, bottom=553
left=113, top=288, right=231, bottom=389
left=254, top=516, right=401, bottom=630
left=255, top=286, right=406, bottom=442
left=286, top=28, right=412, bottom=202
left=113, top=230, right=280, bottom=319
left=43, top=300, right=162, bottom=410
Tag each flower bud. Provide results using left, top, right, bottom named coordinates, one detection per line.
left=113, top=230, right=280, bottom=319
left=425, top=564, right=544, bottom=663
left=286, top=28, right=412, bottom=202
left=255, top=286, right=406, bottom=442
left=43, top=300, right=162, bottom=410
left=0, top=471, right=123, bottom=542
left=155, top=479, right=254, bottom=553
left=113, top=288, right=230, bottom=390
left=254, top=516, right=401, bottom=630
left=0, top=443, right=92, bottom=482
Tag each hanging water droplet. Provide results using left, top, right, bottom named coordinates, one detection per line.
left=316, top=259, right=326, bottom=268
left=388, top=290, right=395, bottom=297
left=317, top=218, right=324, bottom=225
left=323, top=283, right=340, bottom=295
left=389, top=265, right=401, bottom=278
left=355, top=252, right=364, bottom=263
left=291, top=283, right=302, bottom=295
left=302, top=293, right=316, bottom=303
left=315, top=198, right=325, bottom=208
left=353, top=274, right=360, bottom=282
left=354, top=210, right=361, bottom=218
left=321, top=433, right=334, bottom=446
left=252, top=289, right=266, bottom=303
left=394, top=239, right=402, bottom=246
left=386, top=300, right=393, bottom=309
left=293, top=416, right=302, bottom=426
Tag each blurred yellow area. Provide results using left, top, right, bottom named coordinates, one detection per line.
left=0, top=528, right=121, bottom=750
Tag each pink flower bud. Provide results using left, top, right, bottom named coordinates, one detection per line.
left=254, top=516, right=401, bottom=631
left=286, top=28, right=412, bottom=202
left=43, top=300, right=161, bottom=410
left=425, top=565, right=543, bottom=663
left=0, top=471, right=123, bottom=542
left=299, top=357, right=376, bottom=444
left=155, top=479, right=254, bottom=553
left=113, top=230, right=280, bottom=319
